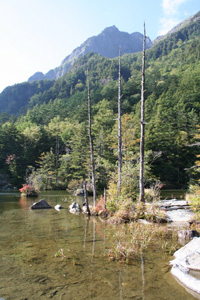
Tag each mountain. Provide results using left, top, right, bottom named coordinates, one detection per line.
left=1, top=11, right=200, bottom=117
left=1, top=12, right=200, bottom=189
left=28, top=26, right=152, bottom=82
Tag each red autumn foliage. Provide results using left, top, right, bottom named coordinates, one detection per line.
left=19, top=184, right=39, bottom=196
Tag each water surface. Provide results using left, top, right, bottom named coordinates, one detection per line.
left=0, top=191, right=197, bottom=299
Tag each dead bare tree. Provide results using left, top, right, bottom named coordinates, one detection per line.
left=87, top=68, right=96, bottom=206
left=118, top=46, right=122, bottom=192
left=139, top=23, right=146, bottom=203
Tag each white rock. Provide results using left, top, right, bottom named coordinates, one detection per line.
left=54, top=204, right=64, bottom=211
left=69, top=201, right=82, bottom=214
left=170, top=238, right=200, bottom=296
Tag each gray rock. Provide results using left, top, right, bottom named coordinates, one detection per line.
left=28, top=71, right=44, bottom=82
left=158, top=199, right=194, bottom=223
left=158, top=199, right=190, bottom=210
left=82, top=202, right=91, bottom=215
left=69, top=201, right=82, bottom=214
left=178, top=229, right=199, bottom=240
left=30, top=199, right=52, bottom=209
left=172, top=238, right=200, bottom=261
left=170, top=238, right=200, bottom=295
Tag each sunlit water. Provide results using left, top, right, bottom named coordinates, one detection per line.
left=0, top=191, right=197, bottom=300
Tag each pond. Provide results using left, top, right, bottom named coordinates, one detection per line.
left=160, top=189, right=186, bottom=200
left=0, top=191, right=197, bottom=300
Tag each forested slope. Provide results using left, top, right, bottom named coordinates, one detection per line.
left=0, top=15, right=200, bottom=191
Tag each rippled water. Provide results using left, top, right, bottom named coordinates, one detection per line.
left=0, top=191, right=197, bottom=300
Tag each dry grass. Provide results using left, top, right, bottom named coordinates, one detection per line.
left=107, top=202, right=168, bottom=224
left=186, top=185, right=200, bottom=213
left=106, top=222, right=179, bottom=263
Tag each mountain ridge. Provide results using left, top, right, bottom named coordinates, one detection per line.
left=28, top=25, right=152, bottom=82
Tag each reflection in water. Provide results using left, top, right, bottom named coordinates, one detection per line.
left=0, top=192, right=197, bottom=300
left=19, top=197, right=27, bottom=209
left=141, top=250, right=145, bottom=300
left=119, top=269, right=124, bottom=300
left=92, top=220, right=96, bottom=256
left=83, top=216, right=89, bottom=251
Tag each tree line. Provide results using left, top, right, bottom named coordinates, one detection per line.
left=0, top=28, right=200, bottom=198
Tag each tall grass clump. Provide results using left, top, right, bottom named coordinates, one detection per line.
left=106, top=223, right=179, bottom=263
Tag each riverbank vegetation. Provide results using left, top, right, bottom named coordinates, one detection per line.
left=0, top=17, right=199, bottom=268
left=185, top=125, right=200, bottom=217
left=106, top=223, right=179, bottom=263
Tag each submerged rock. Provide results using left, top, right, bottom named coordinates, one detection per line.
left=30, top=199, right=52, bottom=209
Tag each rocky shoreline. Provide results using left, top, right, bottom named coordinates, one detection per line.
left=158, top=198, right=194, bottom=223
left=158, top=199, right=200, bottom=298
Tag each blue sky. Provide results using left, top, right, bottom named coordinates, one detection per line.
left=0, top=0, right=199, bottom=92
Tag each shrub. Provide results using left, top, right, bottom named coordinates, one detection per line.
left=186, top=184, right=200, bottom=212
left=19, top=184, right=39, bottom=196
left=91, top=196, right=109, bottom=217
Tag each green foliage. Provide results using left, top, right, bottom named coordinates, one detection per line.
left=0, top=80, right=54, bottom=115
left=107, top=151, right=159, bottom=212
left=0, top=23, right=200, bottom=190
left=186, top=184, right=200, bottom=212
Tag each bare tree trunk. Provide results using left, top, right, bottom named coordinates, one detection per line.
left=139, top=23, right=146, bottom=203
left=118, top=46, right=122, bottom=192
left=55, top=135, right=59, bottom=185
left=104, top=187, right=107, bottom=209
left=87, top=68, right=96, bottom=206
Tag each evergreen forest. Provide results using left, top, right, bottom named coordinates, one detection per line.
left=0, top=13, right=200, bottom=199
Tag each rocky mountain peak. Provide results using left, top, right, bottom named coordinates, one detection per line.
left=101, top=25, right=119, bottom=34
left=28, top=26, right=152, bottom=82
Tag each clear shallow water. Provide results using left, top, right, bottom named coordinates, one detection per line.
left=0, top=191, right=197, bottom=300
left=160, top=189, right=186, bottom=200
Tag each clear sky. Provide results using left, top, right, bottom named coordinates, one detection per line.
left=0, top=0, right=199, bottom=92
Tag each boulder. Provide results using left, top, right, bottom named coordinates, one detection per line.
left=178, top=229, right=199, bottom=241
left=30, top=199, right=52, bottom=209
left=170, top=238, right=200, bottom=296
left=158, top=199, right=190, bottom=210
left=157, top=199, right=194, bottom=222
left=69, top=201, right=82, bottom=214
left=82, top=202, right=90, bottom=215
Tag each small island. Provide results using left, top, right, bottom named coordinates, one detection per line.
left=19, top=184, right=39, bottom=197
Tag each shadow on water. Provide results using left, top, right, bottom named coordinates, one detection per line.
left=0, top=191, right=197, bottom=299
